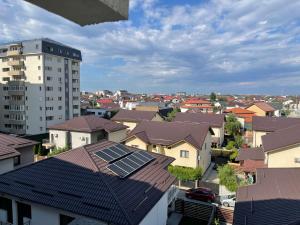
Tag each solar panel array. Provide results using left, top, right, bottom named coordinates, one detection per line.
left=107, top=151, right=155, bottom=178
left=94, top=144, right=131, bottom=162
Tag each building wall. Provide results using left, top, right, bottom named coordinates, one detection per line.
left=151, top=113, right=164, bottom=122
left=253, top=131, right=267, bottom=147
left=199, top=133, right=212, bottom=172
left=267, top=145, right=300, bottom=168
left=0, top=158, right=14, bottom=174
left=70, top=132, right=92, bottom=148
left=122, top=121, right=138, bottom=131
left=108, top=129, right=127, bottom=143
left=139, top=191, right=168, bottom=225
left=125, top=137, right=148, bottom=150
left=247, top=105, right=266, bottom=117
left=17, top=145, right=34, bottom=166
left=49, top=129, right=67, bottom=149
left=212, top=126, right=224, bottom=146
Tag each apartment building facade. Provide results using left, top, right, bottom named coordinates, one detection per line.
left=0, top=38, right=81, bottom=135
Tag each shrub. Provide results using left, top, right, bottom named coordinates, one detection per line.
left=217, top=164, right=238, bottom=192
left=230, top=148, right=239, bottom=162
left=48, top=147, right=68, bottom=157
left=168, top=165, right=202, bottom=181
left=226, top=141, right=235, bottom=150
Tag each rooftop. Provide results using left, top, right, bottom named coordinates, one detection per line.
left=0, top=141, right=175, bottom=225
left=48, top=115, right=128, bottom=133
left=234, top=168, right=300, bottom=225
left=126, top=121, right=213, bottom=149
left=236, top=147, right=265, bottom=161
left=247, top=102, right=275, bottom=112
left=112, top=109, right=159, bottom=122
left=173, top=112, right=225, bottom=128
left=252, top=116, right=300, bottom=132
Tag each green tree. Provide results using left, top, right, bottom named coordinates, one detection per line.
left=217, top=164, right=238, bottom=192
left=230, top=148, right=239, bottom=161
left=166, top=108, right=180, bottom=122
left=226, top=141, right=235, bottom=150
left=168, top=165, right=202, bottom=181
left=234, top=135, right=244, bottom=148
left=210, top=92, right=217, bottom=102
left=225, top=114, right=242, bottom=136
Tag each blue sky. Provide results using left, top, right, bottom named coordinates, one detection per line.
left=1, top=0, right=300, bottom=95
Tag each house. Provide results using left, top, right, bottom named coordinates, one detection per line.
left=252, top=116, right=300, bottom=147
left=46, top=115, right=128, bottom=149
left=25, top=0, right=129, bottom=26
left=124, top=121, right=213, bottom=172
left=262, top=124, right=300, bottom=168
left=236, top=147, right=265, bottom=176
left=234, top=168, right=300, bottom=225
left=180, top=98, right=213, bottom=113
left=111, top=109, right=164, bottom=130
left=0, top=134, right=37, bottom=174
left=173, top=112, right=225, bottom=147
left=135, top=102, right=173, bottom=118
left=224, top=108, right=255, bottom=129
left=246, top=102, right=275, bottom=117
left=0, top=141, right=176, bottom=225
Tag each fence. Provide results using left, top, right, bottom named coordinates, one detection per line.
left=216, top=207, right=234, bottom=224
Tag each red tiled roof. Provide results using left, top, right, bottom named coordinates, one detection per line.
left=183, top=98, right=211, bottom=105
left=97, top=98, right=113, bottom=104
left=48, top=115, right=128, bottom=133
left=224, top=108, right=255, bottom=115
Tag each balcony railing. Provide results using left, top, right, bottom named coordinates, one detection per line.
left=8, top=70, right=25, bottom=77
left=8, top=60, right=24, bottom=67
left=7, top=50, right=22, bottom=57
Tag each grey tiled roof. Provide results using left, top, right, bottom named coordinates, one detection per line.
left=0, top=141, right=175, bottom=225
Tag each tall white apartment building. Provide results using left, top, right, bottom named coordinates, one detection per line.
left=0, top=38, right=81, bottom=135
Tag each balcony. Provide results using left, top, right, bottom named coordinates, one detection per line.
left=8, top=70, right=25, bottom=77
left=8, top=60, right=24, bottom=67
left=7, top=50, right=22, bottom=57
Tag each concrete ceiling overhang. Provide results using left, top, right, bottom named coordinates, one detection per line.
left=24, top=0, right=129, bottom=26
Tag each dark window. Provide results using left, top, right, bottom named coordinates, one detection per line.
left=14, top=156, right=21, bottom=166
left=17, top=202, right=31, bottom=225
left=0, top=197, right=13, bottom=223
left=60, top=214, right=75, bottom=225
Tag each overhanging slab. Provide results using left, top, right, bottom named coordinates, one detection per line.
left=24, top=0, right=129, bottom=26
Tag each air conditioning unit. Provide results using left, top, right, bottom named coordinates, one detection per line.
left=55, top=134, right=58, bottom=138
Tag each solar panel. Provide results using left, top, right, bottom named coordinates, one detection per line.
left=94, top=144, right=132, bottom=162
left=107, top=151, right=155, bottom=178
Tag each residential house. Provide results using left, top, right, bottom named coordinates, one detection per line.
left=236, top=147, right=266, bottom=177
left=180, top=98, right=213, bottom=113
left=46, top=115, right=128, bottom=149
left=252, top=116, right=300, bottom=147
left=173, top=112, right=225, bottom=147
left=0, top=141, right=176, bottom=225
left=124, top=121, right=213, bottom=172
left=246, top=102, right=275, bottom=117
left=0, top=134, right=37, bottom=174
left=111, top=109, right=164, bottom=131
left=234, top=168, right=300, bottom=225
left=262, top=124, right=300, bottom=168
left=224, top=108, right=256, bottom=130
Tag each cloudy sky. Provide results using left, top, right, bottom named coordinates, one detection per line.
left=1, top=0, right=300, bottom=95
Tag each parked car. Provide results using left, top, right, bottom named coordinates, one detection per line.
left=185, top=187, right=216, bottom=202
left=221, top=195, right=236, bottom=207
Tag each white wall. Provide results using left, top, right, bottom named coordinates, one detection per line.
left=139, top=191, right=168, bottom=225
left=0, top=158, right=14, bottom=174
left=49, top=129, right=67, bottom=149
left=199, top=132, right=212, bottom=173
left=70, top=132, right=92, bottom=148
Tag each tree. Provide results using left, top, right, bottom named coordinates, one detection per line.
left=210, top=92, right=217, bottom=102
left=234, top=135, right=244, bottom=148
left=226, top=141, right=235, bottom=150
left=168, top=165, right=202, bottom=181
left=166, top=108, right=180, bottom=122
left=225, top=114, right=242, bottom=136
left=230, top=149, right=239, bottom=162
left=217, top=164, right=238, bottom=192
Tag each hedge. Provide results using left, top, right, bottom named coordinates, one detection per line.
left=168, top=165, right=203, bottom=181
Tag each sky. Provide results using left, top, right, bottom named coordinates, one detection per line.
left=1, top=0, right=300, bottom=95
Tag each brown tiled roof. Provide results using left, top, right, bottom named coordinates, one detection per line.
left=0, top=134, right=37, bottom=149
left=48, top=115, right=128, bottom=133
left=126, top=121, right=213, bottom=149
left=111, top=109, right=159, bottom=122
left=248, top=102, right=275, bottom=112
left=252, top=116, right=300, bottom=132
left=262, top=124, right=300, bottom=152
left=173, top=112, right=225, bottom=128
left=236, top=147, right=265, bottom=161
left=239, top=160, right=266, bottom=173
left=234, top=168, right=300, bottom=225
left=0, top=141, right=175, bottom=225
left=0, top=145, right=20, bottom=160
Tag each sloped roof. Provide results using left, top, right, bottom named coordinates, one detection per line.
left=0, top=141, right=175, bottom=225
left=48, top=115, right=128, bottom=133
left=248, top=102, right=275, bottom=112
left=126, top=121, right=213, bottom=149
left=224, top=108, right=255, bottom=115
left=252, top=116, right=300, bottom=132
left=262, top=124, right=300, bottom=152
left=0, top=145, right=20, bottom=160
left=173, top=112, right=225, bottom=128
left=183, top=99, right=211, bottom=104
left=236, top=147, right=265, bottom=161
left=111, top=109, right=159, bottom=122
left=234, top=168, right=300, bottom=225
left=0, top=134, right=37, bottom=149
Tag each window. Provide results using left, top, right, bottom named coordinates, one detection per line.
left=38, top=66, right=41, bottom=70
left=2, top=58, right=9, bottom=62
left=40, top=117, right=43, bottom=121
left=46, top=76, right=52, bottom=81
left=58, top=77, right=62, bottom=83
left=2, top=68, right=9, bottom=72
left=38, top=55, right=40, bottom=60
left=36, top=44, right=39, bottom=49
left=58, top=106, right=62, bottom=110
left=45, top=66, right=52, bottom=71
left=295, top=158, right=300, bottom=163
left=39, top=86, right=42, bottom=91
left=46, top=116, right=54, bottom=121
left=58, top=97, right=62, bottom=101
left=2, top=77, right=10, bottom=81
left=73, top=105, right=79, bottom=109
left=180, top=150, right=189, bottom=158
left=14, top=156, right=20, bottom=166
left=40, top=127, right=43, bottom=131
left=58, top=68, right=62, bottom=72
left=58, top=87, right=62, bottom=92
left=46, top=86, right=53, bottom=91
